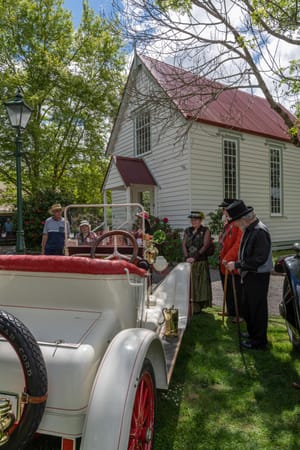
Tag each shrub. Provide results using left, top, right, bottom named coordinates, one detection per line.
left=149, top=215, right=183, bottom=264
left=207, top=242, right=221, bottom=268
left=13, top=189, right=75, bottom=251
left=207, top=208, right=223, bottom=268
left=207, top=208, right=223, bottom=235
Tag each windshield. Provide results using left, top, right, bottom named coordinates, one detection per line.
left=63, top=203, right=147, bottom=251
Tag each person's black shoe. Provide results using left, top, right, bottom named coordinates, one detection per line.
left=292, top=381, right=300, bottom=389
left=241, top=332, right=250, bottom=338
left=231, top=317, right=244, bottom=323
left=240, top=340, right=267, bottom=350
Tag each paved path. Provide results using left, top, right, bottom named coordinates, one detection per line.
left=210, top=268, right=284, bottom=316
left=0, top=245, right=15, bottom=254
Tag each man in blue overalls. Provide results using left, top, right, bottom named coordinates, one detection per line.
left=41, top=203, right=69, bottom=255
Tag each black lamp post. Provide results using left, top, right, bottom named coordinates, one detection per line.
left=4, top=88, right=32, bottom=254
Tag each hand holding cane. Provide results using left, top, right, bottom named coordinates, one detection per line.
left=232, top=272, right=242, bottom=347
left=222, top=268, right=228, bottom=324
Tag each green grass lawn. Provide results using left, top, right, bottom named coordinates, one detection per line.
left=25, top=307, right=300, bottom=450
left=154, top=308, right=300, bottom=450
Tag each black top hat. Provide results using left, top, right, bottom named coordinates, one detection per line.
left=188, top=211, right=205, bottom=219
left=226, top=200, right=254, bottom=222
left=218, top=198, right=238, bottom=208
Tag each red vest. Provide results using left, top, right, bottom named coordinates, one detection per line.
left=219, top=222, right=242, bottom=275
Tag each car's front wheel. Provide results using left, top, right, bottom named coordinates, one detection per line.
left=286, top=321, right=300, bottom=351
left=281, top=277, right=300, bottom=352
left=128, top=359, right=156, bottom=450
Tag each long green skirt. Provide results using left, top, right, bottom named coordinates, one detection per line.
left=191, top=260, right=212, bottom=313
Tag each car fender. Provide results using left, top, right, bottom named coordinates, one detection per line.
left=283, top=256, right=300, bottom=325
left=80, top=328, right=167, bottom=450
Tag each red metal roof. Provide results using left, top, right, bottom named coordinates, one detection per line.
left=140, top=54, right=296, bottom=143
left=113, top=156, right=157, bottom=186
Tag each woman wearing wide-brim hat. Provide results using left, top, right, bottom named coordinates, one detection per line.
left=41, top=203, right=70, bottom=255
left=182, top=211, right=213, bottom=314
left=75, top=220, right=97, bottom=245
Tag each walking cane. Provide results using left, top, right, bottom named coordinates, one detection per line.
left=232, top=272, right=242, bottom=347
left=221, top=269, right=228, bottom=324
left=189, top=263, right=194, bottom=318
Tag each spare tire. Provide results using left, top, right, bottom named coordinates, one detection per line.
left=0, top=310, right=48, bottom=450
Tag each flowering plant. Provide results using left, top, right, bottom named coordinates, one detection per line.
left=148, top=215, right=183, bottom=263
left=150, top=215, right=172, bottom=234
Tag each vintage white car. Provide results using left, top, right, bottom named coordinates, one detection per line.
left=0, top=204, right=190, bottom=450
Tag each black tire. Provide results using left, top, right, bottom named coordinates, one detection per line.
left=286, top=322, right=300, bottom=352
left=282, top=277, right=300, bottom=351
left=0, top=310, right=48, bottom=450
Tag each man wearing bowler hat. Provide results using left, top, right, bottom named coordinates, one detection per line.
left=218, top=199, right=243, bottom=322
left=225, top=200, right=273, bottom=350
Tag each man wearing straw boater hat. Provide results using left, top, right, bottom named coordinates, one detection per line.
left=225, top=200, right=273, bottom=350
left=41, top=203, right=69, bottom=255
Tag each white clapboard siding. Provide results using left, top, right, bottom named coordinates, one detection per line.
left=111, top=114, right=133, bottom=158
left=111, top=190, right=127, bottom=205
left=105, top=55, right=300, bottom=247
left=142, top=110, right=191, bottom=229
left=103, top=161, right=125, bottom=190
left=108, top=68, right=192, bottom=230
left=189, top=123, right=224, bottom=218
left=238, top=134, right=300, bottom=245
left=187, top=121, right=300, bottom=246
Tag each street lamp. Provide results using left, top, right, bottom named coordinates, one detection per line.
left=4, top=88, right=32, bottom=254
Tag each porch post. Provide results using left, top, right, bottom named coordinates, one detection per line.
left=153, top=186, right=158, bottom=216
left=126, top=186, right=131, bottom=204
left=103, top=190, right=107, bottom=204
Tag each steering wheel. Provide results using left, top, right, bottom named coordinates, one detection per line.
left=90, top=230, right=139, bottom=263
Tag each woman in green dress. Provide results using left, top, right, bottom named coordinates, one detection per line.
left=182, top=211, right=213, bottom=314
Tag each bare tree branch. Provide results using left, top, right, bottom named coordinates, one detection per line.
left=114, top=0, right=299, bottom=145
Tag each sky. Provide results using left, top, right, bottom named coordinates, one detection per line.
left=63, top=0, right=115, bottom=27
left=62, top=1, right=297, bottom=112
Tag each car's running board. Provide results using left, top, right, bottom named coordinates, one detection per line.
left=159, top=328, right=184, bottom=385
